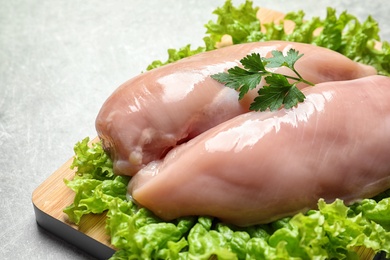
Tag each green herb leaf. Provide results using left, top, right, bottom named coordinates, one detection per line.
left=251, top=74, right=290, bottom=111
left=241, top=52, right=267, bottom=71
left=211, top=68, right=264, bottom=100
left=211, top=53, right=268, bottom=100
left=265, top=49, right=303, bottom=69
left=212, top=48, right=311, bottom=111
left=251, top=75, right=305, bottom=111
left=283, top=84, right=306, bottom=109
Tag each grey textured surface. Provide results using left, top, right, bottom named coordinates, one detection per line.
left=0, top=0, right=389, bottom=259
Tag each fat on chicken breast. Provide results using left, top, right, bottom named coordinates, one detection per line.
left=96, top=41, right=376, bottom=176
left=128, top=75, right=390, bottom=226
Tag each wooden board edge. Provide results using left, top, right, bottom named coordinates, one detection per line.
left=31, top=136, right=115, bottom=259
left=33, top=201, right=115, bottom=260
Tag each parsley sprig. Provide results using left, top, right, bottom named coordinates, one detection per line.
left=211, top=49, right=314, bottom=111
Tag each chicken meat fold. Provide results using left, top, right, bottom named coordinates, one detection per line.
left=129, top=75, right=390, bottom=226
left=96, top=41, right=376, bottom=175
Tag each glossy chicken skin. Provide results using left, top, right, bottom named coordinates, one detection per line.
left=96, top=41, right=376, bottom=176
left=128, top=75, right=390, bottom=226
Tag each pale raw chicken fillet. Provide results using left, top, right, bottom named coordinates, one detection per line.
left=128, top=75, right=390, bottom=227
left=95, top=41, right=376, bottom=176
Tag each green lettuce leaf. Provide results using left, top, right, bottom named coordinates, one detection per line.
left=203, top=0, right=260, bottom=46
left=146, top=0, right=390, bottom=75
left=63, top=137, right=129, bottom=224
left=107, top=199, right=195, bottom=260
left=70, top=137, right=114, bottom=180
left=63, top=175, right=129, bottom=224
left=352, top=197, right=390, bottom=231
left=146, top=44, right=206, bottom=71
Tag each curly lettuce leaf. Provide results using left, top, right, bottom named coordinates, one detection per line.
left=106, top=198, right=390, bottom=259
left=63, top=175, right=129, bottom=224
left=107, top=199, right=195, bottom=260
left=70, top=137, right=114, bottom=180
left=63, top=137, right=129, bottom=224
left=146, top=44, right=206, bottom=71
left=146, top=0, right=390, bottom=76
left=352, top=197, right=390, bottom=231
left=204, top=0, right=260, bottom=46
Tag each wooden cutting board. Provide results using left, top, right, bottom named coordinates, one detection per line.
left=32, top=8, right=380, bottom=260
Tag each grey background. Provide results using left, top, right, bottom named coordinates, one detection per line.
left=1, top=0, right=389, bottom=259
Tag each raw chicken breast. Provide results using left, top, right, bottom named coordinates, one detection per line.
left=96, top=41, right=376, bottom=176
left=128, top=75, right=390, bottom=226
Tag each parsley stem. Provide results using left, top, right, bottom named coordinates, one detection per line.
left=291, top=68, right=315, bottom=86
left=300, top=78, right=315, bottom=86
left=281, top=74, right=315, bottom=86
